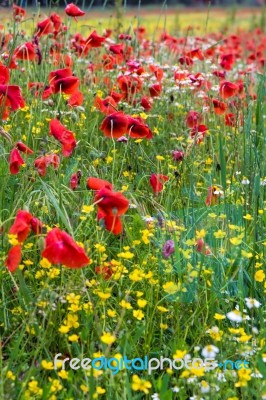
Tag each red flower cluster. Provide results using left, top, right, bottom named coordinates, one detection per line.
left=9, top=142, right=33, bottom=175
left=149, top=174, right=169, bottom=194
left=5, top=210, right=42, bottom=272
left=49, top=119, right=76, bottom=157
left=42, top=228, right=89, bottom=268
left=87, top=177, right=129, bottom=235
left=0, top=63, right=25, bottom=119
left=100, top=112, right=153, bottom=140
left=5, top=210, right=90, bottom=272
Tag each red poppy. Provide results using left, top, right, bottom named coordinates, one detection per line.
left=225, top=113, right=237, bottom=127
left=100, top=112, right=128, bottom=138
left=28, top=82, right=44, bottom=97
left=196, top=239, right=212, bottom=256
left=5, top=245, right=22, bottom=273
left=0, top=85, right=25, bottom=118
left=34, top=154, right=60, bottom=176
left=49, top=68, right=72, bottom=83
left=30, top=217, right=43, bottom=235
left=14, top=42, right=36, bottom=61
left=205, top=186, right=222, bottom=206
left=212, top=99, right=227, bottom=115
left=52, top=76, right=79, bottom=95
left=36, top=18, right=54, bottom=37
left=127, top=116, right=153, bottom=139
left=85, top=30, right=105, bottom=48
left=0, top=64, right=10, bottom=85
left=95, top=187, right=129, bottom=217
left=149, top=83, right=162, bottom=97
left=109, top=43, right=124, bottom=55
left=70, top=170, right=81, bottom=190
left=219, top=81, right=239, bottom=99
left=16, top=142, right=34, bottom=154
left=187, top=48, right=204, bottom=60
left=94, top=96, right=117, bottom=115
left=50, top=13, right=62, bottom=32
left=220, top=53, right=235, bottom=70
left=9, top=210, right=33, bottom=242
left=87, top=177, right=113, bottom=191
left=117, top=75, right=142, bottom=98
left=42, top=227, right=90, bottom=268
left=68, top=91, right=83, bottom=107
left=186, top=111, right=202, bottom=128
left=49, top=119, right=76, bottom=157
left=212, top=70, right=226, bottom=79
left=101, top=214, right=123, bottom=235
left=65, top=3, right=85, bottom=20
left=149, top=174, right=169, bottom=194
left=179, top=56, right=193, bottom=66
left=13, top=4, right=26, bottom=19
left=95, top=263, right=113, bottom=279
left=140, top=96, right=153, bottom=111
left=9, top=148, right=25, bottom=175
left=190, top=124, right=208, bottom=144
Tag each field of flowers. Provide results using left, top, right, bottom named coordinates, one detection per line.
left=0, top=3, right=266, bottom=400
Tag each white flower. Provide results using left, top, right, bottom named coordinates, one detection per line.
left=200, top=381, right=210, bottom=393
left=201, top=345, right=219, bottom=358
left=172, top=386, right=180, bottom=393
left=226, top=310, right=243, bottom=323
left=245, top=298, right=261, bottom=309
left=217, top=373, right=226, bottom=382
left=241, top=179, right=250, bottom=185
left=251, top=370, right=263, bottom=378
left=151, top=393, right=160, bottom=400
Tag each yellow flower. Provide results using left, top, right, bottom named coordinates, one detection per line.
left=82, top=205, right=94, bottom=213
left=243, top=214, right=253, bottom=220
left=230, top=236, right=243, bottom=245
left=68, top=334, right=79, bottom=342
left=50, top=379, right=62, bottom=392
left=133, top=309, right=144, bottom=320
left=6, top=371, right=15, bottom=380
left=101, top=332, right=116, bottom=345
left=117, top=251, right=134, bottom=259
left=96, top=291, right=111, bottom=300
left=157, top=306, right=169, bottom=313
left=214, top=313, right=226, bottom=320
left=66, top=293, right=80, bottom=304
left=214, top=230, right=226, bottom=239
left=80, top=384, right=88, bottom=393
left=39, top=258, right=52, bottom=269
left=120, top=300, right=132, bottom=309
left=254, top=270, right=265, bottom=282
left=235, top=368, right=251, bottom=387
left=241, top=250, right=253, bottom=258
left=173, top=349, right=187, bottom=359
left=8, top=234, right=19, bottom=246
left=156, top=155, right=165, bottom=161
left=64, top=314, right=79, bottom=329
left=137, top=299, right=147, bottom=308
left=131, top=375, right=151, bottom=394
left=41, top=360, right=54, bottom=370
left=96, top=387, right=106, bottom=394
left=196, top=229, right=206, bottom=239
left=58, top=370, right=68, bottom=379
left=107, top=309, right=116, bottom=318
left=163, top=281, right=179, bottom=294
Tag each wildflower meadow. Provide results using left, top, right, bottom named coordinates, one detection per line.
left=0, top=3, right=266, bottom=399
